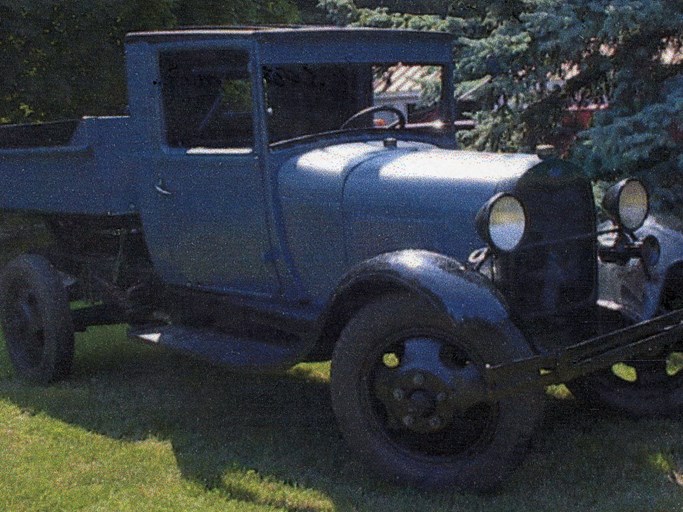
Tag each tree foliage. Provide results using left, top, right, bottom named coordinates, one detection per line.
left=1, top=0, right=680, bottom=210
left=319, top=0, right=683, bottom=211
left=0, top=0, right=299, bottom=123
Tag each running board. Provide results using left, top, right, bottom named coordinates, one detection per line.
left=128, top=324, right=309, bottom=372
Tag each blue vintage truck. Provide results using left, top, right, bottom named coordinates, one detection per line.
left=0, top=26, right=682, bottom=490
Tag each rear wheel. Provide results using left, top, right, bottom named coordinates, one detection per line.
left=0, top=254, right=74, bottom=384
left=330, top=293, right=543, bottom=491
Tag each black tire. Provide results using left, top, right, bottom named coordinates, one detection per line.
left=330, top=293, right=543, bottom=491
left=0, top=254, right=74, bottom=384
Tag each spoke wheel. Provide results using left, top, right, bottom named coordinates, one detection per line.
left=0, top=254, right=74, bottom=384
left=331, top=293, right=543, bottom=491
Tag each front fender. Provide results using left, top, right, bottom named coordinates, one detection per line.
left=600, top=218, right=683, bottom=321
left=319, top=250, right=534, bottom=364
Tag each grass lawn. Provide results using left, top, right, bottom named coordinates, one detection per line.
left=0, top=325, right=682, bottom=511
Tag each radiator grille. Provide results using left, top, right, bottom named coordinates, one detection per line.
left=495, top=163, right=597, bottom=318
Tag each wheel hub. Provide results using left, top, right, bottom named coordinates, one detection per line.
left=374, top=337, right=489, bottom=434
left=408, top=389, right=436, bottom=417
left=383, top=370, right=456, bottom=433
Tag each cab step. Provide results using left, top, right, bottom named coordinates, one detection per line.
left=128, top=324, right=309, bottom=372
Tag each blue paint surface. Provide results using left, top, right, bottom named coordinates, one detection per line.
left=0, top=27, right=556, bottom=308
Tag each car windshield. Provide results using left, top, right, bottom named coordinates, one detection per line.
left=263, top=62, right=445, bottom=144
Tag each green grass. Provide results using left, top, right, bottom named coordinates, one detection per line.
left=1, top=326, right=682, bottom=511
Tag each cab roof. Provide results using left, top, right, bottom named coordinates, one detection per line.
left=125, top=25, right=454, bottom=65
left=125, top=25, right=453, bottom=45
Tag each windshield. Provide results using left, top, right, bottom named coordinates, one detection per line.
left=263, top=62, right=445, bottom=144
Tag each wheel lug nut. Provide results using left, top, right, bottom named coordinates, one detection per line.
left=392, top=388, right=404, bottom=401
left=402, top=415, right=415, bottom=427
left=428, top=416, right=442, bottom=429
left=412, top=373, right=425, bottom=386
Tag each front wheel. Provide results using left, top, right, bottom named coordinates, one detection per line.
left=567, top=303, right=683, bottom=418
left=568, top=349, right=683, bottom=417
left=330, top=293, right=543, bottom=491
left=0, top=254, right=74, bottom=384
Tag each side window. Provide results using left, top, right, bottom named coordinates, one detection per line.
left=159, top=49, right=253, bottom=150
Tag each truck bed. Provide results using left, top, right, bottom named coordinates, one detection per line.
left=0, top=117, right=137, bottom=216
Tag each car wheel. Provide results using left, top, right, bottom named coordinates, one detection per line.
left=0, top=254, right=74, bottom=384
left=568, top=349, right=683, bottom=418
left=330, top=292, right=543, bottom=491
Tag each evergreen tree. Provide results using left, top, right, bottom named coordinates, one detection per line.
left=0, top=0, right=300, bottom=123
left=319, top=0, right=682, bottom=212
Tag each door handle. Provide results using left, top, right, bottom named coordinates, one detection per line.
left=154, top=179, right=173, bottom=196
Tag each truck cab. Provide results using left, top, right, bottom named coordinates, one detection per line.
left=123, top=27, right=456, bottom=301
left=1, top=26, right=683, bottom=491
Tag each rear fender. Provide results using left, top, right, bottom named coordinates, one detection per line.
left=314, top=250, right=532, bottom=364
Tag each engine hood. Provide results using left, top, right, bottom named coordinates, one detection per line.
left=279, top=141, right=542, bottom=268
left=279, top=141, right=541, bottom=208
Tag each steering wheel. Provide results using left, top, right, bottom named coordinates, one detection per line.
left=340, top=105, right=407, bottom=130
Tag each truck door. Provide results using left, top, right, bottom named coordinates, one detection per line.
left=139, top=47, right=279, bottom=296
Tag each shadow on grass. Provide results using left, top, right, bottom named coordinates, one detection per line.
left=0, top=325, right=680, bottom=511
left=0, top=326, right=377, bottom=510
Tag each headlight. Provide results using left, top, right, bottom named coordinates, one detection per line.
left=603, top=178, right=649, bottom=231
left=476, top=193, right=527, bottom=252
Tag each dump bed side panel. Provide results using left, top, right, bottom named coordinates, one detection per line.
left=0, top=120, right=81, bottom=148
left=0, top=117, right=137, bottom=216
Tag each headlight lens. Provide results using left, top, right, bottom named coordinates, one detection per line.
left=603, top=178, right=649, bottom=231
left=619, top=180, right=649, bottom=231
left=476, top=193, right=527, bottom=252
